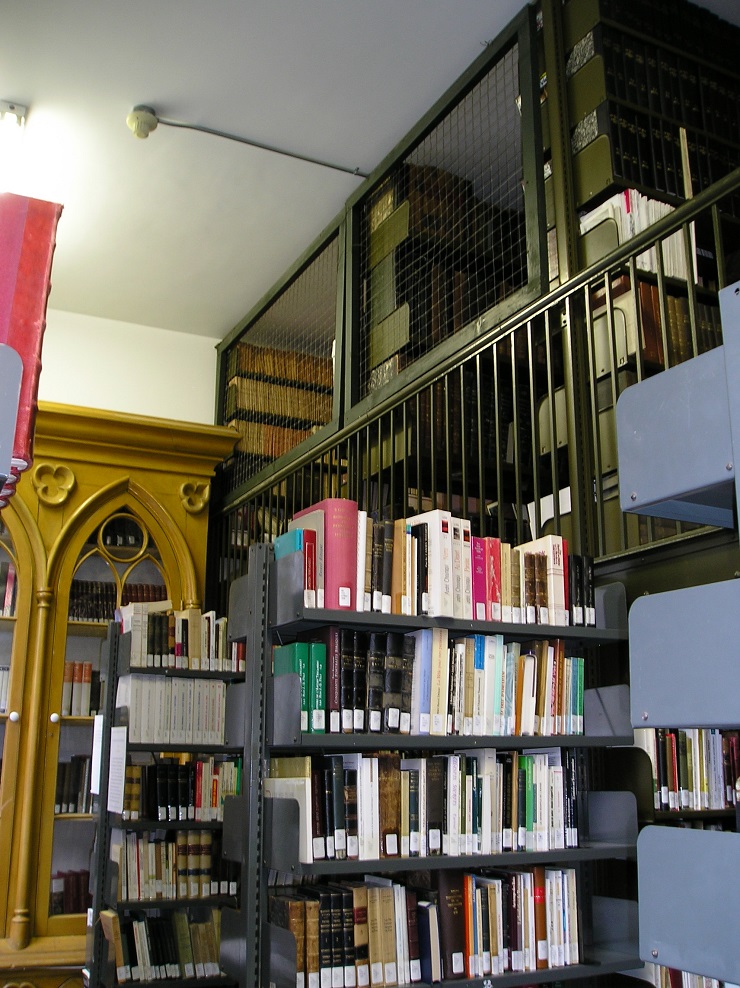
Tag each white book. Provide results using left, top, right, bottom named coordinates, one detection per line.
left=363, top=754, right=380, bottom=860
left=450, top=516, right=464, bottom=618
left=518, top=535, right=567, bottom=626
left=356, top=508, right=368, bottom=612
left=405, top=509, right=453, bottom=617
left=429, top=626, right=450, bottom=736
left=444, top=754, right=461, bottom=856
left=500, top=542, right=512, bottom=622
left=460, top=517, right=473, bottom=619
left=565, top=867, right=579, bottom=964
left=519, top=651, right=537, bottom=736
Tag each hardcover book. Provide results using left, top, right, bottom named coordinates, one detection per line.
left=292, top=498, right=358, bottom=610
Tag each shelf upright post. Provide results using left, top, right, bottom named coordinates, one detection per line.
left=84, top=622, right=124, bottom=988
left=221, top=541, right=272, bottom=988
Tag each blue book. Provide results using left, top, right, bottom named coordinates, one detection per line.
left=273, top=528, right=304, bottom=559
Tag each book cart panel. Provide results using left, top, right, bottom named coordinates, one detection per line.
left=619, top=281, right=740, bottom=985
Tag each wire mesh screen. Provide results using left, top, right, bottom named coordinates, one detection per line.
left=220, top=236, right=339, bottom=493
left=358, top=40, right=528, bottom=397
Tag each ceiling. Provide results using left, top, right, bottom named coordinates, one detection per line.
left=2, top=0, right=739, bottom=343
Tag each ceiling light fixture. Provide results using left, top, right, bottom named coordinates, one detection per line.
left=126, top=104, right=368, bottom=179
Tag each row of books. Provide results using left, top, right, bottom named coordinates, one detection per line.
left=49, top=868, right=90, bottom=916
left=566, top=20, right=740, bottom=144
left=275, top=630, right=585, bottom=740
left=115, top=675, right=227, bottom=746
left=268, top=865, right=580, bottom=987
left=635, top=727, right=740, bottom=813
left=116, top=828, right=238, bottom=903
left=61, top=659, right=101, bottom=717
left=119, top=601, right=236, bottom=672
left=55, top=755, right=95, bottom=815
left=123, top=755, right=243, bottom=823
left=267, top=748, right=580, bottom=865
left=0, top=560, right=17, bottom=617
left=100, top=906, right=222, bottom=983
left=69, top=580, right=168, bottom=624
left=580, top=189, right=688, bottom=280
left=280, top=498, right=595, bottom=628
left=652, top=965, right=739, bottom=988
left=0, top=664, right=10, bottom=713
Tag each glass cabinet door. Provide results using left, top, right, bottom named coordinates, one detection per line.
left=0, top=519, right=19, bottom=936
left=38, top=511, right=168, bottom=938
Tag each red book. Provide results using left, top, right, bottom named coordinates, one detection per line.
left=471, top=536, right=487, bottom=622
left=484, top=537, right=502, bottom=622
left=292, top=499, right=358, bottom=610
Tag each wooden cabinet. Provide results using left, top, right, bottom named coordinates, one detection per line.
left=0, top=402, right=236, bottom=983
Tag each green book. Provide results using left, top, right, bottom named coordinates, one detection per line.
left=308, top=641, right=326, bottom=734
left=273, top=641, right=309, bottom=733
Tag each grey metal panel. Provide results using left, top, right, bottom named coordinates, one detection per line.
left=227, top=573, right=251, bottom=642
left=220, top=905, right=248, bottom=986
left=720, top=280, right=740, bottom=523
left=222, top=794, right=250, bottom=864
left=595, top=582, right=627, bottom=633
left=266, top=673, right=302, bottom=746
left=583, top=683, right=632, bottom=738
left=587, top=790, right=638, bottom=844
left=638, top=827, right=740, bottom=983
left=616, top=345, right=735, bottom=527
left=224, top=680, right=247, bottom=748
left=629, top=580, right=740, bottom=728
left=264, top=924, right=298, bottom=988
left=269, top=553, right=305, bottom=627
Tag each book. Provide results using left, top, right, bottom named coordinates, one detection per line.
left=274, top=527, right=317, bottom=609
left=405, top=509, right=453, bottom=617
left=435, top=870, right=466, bottom=979
left=365, top=633, right=385, bottom=734
left=291, top=498, right=359, bottom=610
left=377, top=752, right=401, bottom=858
left=416, top=900, right=442, bottom=984
left=288, top=508, right=325, bottom=609
left=268, top=892, right=305, bottom=988
left=100, top=908, right=130, bottom=983
left=382, top=632, right=404, bottom=733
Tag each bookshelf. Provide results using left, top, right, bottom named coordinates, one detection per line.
left=616, top=278, right=740, bottom=982
left=0, top=405, right=235, bottom=986
left=221, top=539, right=641, bottom=988
left=86, top=623, right=246, bottom=988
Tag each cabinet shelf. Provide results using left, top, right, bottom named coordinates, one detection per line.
left=115, top=896, right=238, bottom=913
left=267, top=674, right=633, bottom=750
left=67, top=620, right=111, bottom=637
left=111, top=817, right=224, bottom=832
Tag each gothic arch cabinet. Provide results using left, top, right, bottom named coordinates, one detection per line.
left=0, top=403, right=236, bottom=988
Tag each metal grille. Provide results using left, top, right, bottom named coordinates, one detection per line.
left=220, top=235, right=339, bottom=493
left=358, top=41, right=529, bottom=397
left=210, top=168, right=740, bottom=614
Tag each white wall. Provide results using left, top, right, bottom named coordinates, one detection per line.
left=38, top=309, right=219, bottom=425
